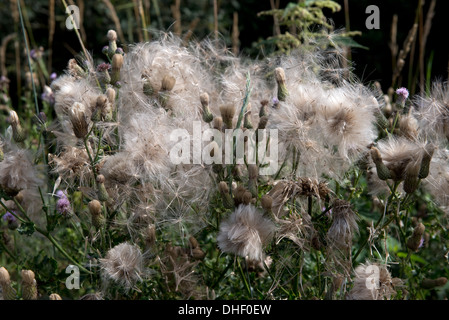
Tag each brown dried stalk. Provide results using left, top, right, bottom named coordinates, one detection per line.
left=420, top=0, right=436, bottom=91
left=101, top=0, right=126, bottom=45
left=133, top=0, right=144, bottom=42
left=391, top=23, right=418, bottom=90
left=182, top=17, right=199, bottom=45
left=170, top=0, right=182, bottom=36
left=47, top=0, right=55, bottom=72
left=232, top=12, right=239, bottom=56
left=389, top=14, right=398, bottom=70
left=270, top=0, right=281, bottom=36
left=1, top=33, right=16, bottom=77
left=213, top=0, right=218, bottom=41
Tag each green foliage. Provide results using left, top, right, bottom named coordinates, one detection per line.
left=257, top=0, right=364, bottom=54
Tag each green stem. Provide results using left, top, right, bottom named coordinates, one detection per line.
left=237, top=257, right=252, bottom=297
left=1, top=196, right=92, bottom=274
left=45, top=232, right=92, bottom=274
left=0, top=199, right=27, bottom=224
left=211, top=258, right=233, bottom=289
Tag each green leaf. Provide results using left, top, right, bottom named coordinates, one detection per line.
left=282, top=2, right=299, bottom=20
left=18, top=221, right=36, bottom=236
left=331, top=35, right=369, bottom=50
left=397, top=252, right=428, bottom=264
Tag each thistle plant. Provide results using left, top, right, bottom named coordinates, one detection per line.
left=0, top=24, right=448, bottom=302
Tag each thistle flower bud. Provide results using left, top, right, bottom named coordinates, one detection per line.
left=88, top=199, right=105, bottom=228
left=261, top=194, right=273, bottom=215
left=70, top=102, right=89, bottom=139
left=407, top=223, right=425, bottom=252
left=96, top=174, right=109, bottom=202
left=248, top=164, right=258, bottom=197
left=143, top=77, right=154, bottom=97
left=219, top=181, right=234, bottom=209
left=395, top=87, right=409, bottom=107
left=21, top=270, right=37, bottom=300
left=418, top=144, right=435, bottom=179
left=248, top=164, right=258, bottom=180
left=370, top=147, right=391, bottom=180
left=233, top=185, right=252, bottom=206
left=144, top=224, right=156, bottom=248
left=91, top=95, right=108, bottom=122
left=191, top=247, right=206, bottom=260
left=200, top=92, right=213, bottom=123
left=56, top=190, right=73, bottom=218
left=68, top=59, right=86, bottom=78
left=275, top=67, right=288, bottom=102
left=219, top=104, right=236, bottom=129
left=106, top=87, right=116, bottom=104
left=259, top=100, right=269, bottom=118
left=111, top=54, right=124, bottom=84
left=232, top=164, right=243, bottom=181
left=96, top=63, right=111, bottom=86
left=9, top=110, right=26, bottom=143
left=161, top=75, right=176, bottom=92
left=318, top=182, right=331, bottom=199
left=107, top=30, right=118, bottom=58
left=158, top=75, right=176, bottom=108
left=0, top=267, right=17, bottom=300
left=189, top=236, right=199, bottom=249
left=375, top=108, right=389, bottom=130
left=244, top=106, right=254, bottom=129
left=107, top=30, right=117, bottom=42
left=404, top=161, right=420, bottom=194
left=213, top=117, right=223, bottom=131
left=257, top=116, right=268, bottom=130
left=49, top=293, right=62, bottom=300
left=421, top=277, right=448, bottom=289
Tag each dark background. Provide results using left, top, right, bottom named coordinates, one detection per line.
left=1, top=0, right=448, bottom=98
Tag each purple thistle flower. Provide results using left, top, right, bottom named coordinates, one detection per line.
left=396, top=87, right=409, bottom=99
left=3, top=211, right=19, bottom=230
left=272, top=97, right=279, bottom=105
left=395, top=87, right=409, bottom=106
left=115, top=48, right=124, bottom=55
left=41, top=85, right=55, bottom=105
left=55, top=190, right=72, bottom=216
left=50, top=72, right=57, bottom=82
left=97, top=63, right=111, bottom=72
left=2, top=211, right=17, bottom=223
left=102, top=46, right=109, bottom=55
left=56, top=197, right=71, bottom=215
left=0, top=75, right=10, bottom=91
left=30, top=49, right=38, bottom=60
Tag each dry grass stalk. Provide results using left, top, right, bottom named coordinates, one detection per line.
left=101, top=0, right=126, bottom=45
left=1, top=33, right=16, bottom=77
left=47, top=0, right=55, bottom=72
left=419, top=0, right=436, bottom=92
left=170, top=0, right=182, bottom=36
left=270, top=0, right=281, bottom=36
left=213, top=0, right=218, bottom=41
left=133, top=0, right=144, bottom=42
left=389, top=14, right=398, bottom=69
left=182, top=17, right=199, bottom=44
left=232, top=12, right=239, bottom=56
left=390, top=23, right=418, bottom=94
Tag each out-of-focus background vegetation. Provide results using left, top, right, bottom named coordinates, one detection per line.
left=1, top=0, right=448, bottom=109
